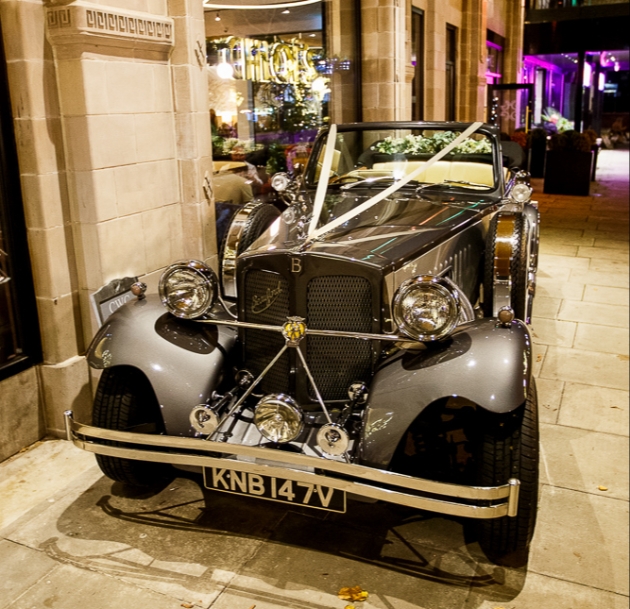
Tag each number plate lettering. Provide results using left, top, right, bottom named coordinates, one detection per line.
left=204, top=468, right=346, bottom=513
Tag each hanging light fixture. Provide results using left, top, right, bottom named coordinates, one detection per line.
left=204, top=1, right=320, bottom=9
left=215, top=12, right=221, bottom=21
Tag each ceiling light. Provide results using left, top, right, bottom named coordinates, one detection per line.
left=215, top=12, right=221, bottom=21
left=282, top=9, right=290, bottom=13
left=204, top=0, right=319, bottom=9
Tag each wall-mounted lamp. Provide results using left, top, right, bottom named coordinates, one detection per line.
left=215, top=12, right=221, bottom=21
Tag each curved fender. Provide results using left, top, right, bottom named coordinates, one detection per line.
left=360, top=318, right=532, bottom=469
left=87, top=295, right=237, bottom=436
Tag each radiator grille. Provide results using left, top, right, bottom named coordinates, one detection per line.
left=306, top=276, right=373, bottom=401
left=244, top=270, right=290, bottom=394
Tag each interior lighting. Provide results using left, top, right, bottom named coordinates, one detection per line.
left=282, top=8, right=290, bottom=13
left=204, top=0, right=320, bottom=9
left=615, top=62, right=620, bottom=72
left=583, top=62, right=592, bottom=88
left=599, top=73, right=606, bottom=92
left=216, top=61, right=234, bottom=79
left=215, top=12, right=221, bottom=21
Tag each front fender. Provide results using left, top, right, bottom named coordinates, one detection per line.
left=87, top=295, right=237, bottom=436
left=360, top=318, right=532, bottom=469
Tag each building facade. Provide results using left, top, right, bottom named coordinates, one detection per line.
left=0, top=0, right=525, bottom=461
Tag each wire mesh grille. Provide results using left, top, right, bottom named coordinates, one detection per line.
left=244, top=270, right=290, bottom=394
left=306, top=276, right=373, bottom=401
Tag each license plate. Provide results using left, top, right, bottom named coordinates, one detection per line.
left=203, top=467, right=346, bottom=513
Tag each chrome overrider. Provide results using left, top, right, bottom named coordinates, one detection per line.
left=64, top=412, right=520, bottom=520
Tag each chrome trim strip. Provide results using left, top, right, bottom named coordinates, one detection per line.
left=200, top=317, right=409, bottom=342
left=65, top=412, right=519, bottom=520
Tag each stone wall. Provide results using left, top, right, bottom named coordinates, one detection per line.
left=0, top=0, right=213, bottom=448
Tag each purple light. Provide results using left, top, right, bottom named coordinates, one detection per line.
left=599, top=73, right=605, bottom=91
left=583, top=62, right=592, bottom=88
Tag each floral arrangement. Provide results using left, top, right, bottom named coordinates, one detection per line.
left=374, top=132, right=492, bottom=155
left=540, top=107, right=574, bottom=134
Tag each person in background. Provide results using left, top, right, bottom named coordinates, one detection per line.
left=213, top=162, right=254, bottom=206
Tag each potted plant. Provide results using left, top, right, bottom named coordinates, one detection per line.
left=527, top=128, right=548, bottom=178
left=543, top=130, right=593, bottom=196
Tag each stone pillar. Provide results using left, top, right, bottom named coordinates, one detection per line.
left=459, top=0, right=488, bottom=122
left=504, top=0, right=525, bottom=84
left=168, top=0, right=216, bottom=268
left=0, top=0, right=89, bottom=438
left=361, top=0, right=412, bottom=122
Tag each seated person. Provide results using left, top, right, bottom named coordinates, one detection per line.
left=213, top=162, right=254, bottom=206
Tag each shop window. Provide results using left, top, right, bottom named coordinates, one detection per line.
left=412, top=8, right=425, bottom=121
left=205, top=1, right=361, bottom=178
left=0, top=29, right=42, bottom=381
left=486, top=31, right=505, bottom=85
left=445, top=24, right=457, bottom=121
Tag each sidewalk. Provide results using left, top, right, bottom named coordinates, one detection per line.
left=1, top=150, right=628, bottom=609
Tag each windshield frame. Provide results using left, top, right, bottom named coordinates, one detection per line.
left=305, top=121, right=505, bottom=198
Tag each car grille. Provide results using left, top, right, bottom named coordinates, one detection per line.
left=243, top=270, right=374, bottom=401
left=244, top=270, right=291, bottom=395
left=306, top=276, right=373, bottom=400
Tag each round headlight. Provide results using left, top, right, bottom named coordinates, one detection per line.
left=254, top=394, right=303, bottom=444
left=393, top=276, right=460, bottom=341
left=271, top=172, right=291, bottom=193
left=511, top=183, right=533, bottom=204
left=159, top=260, right=218, bottom=319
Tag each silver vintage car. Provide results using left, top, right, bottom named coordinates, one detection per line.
left=66, top=121, right=541, bottom=564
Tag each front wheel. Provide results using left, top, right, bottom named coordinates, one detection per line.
left=476, top=379, right=539, bottom=564
left=93, top=367, right=174, bottom=487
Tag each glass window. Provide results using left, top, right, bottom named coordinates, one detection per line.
left=412, top=9, right=425, bottom=121
left=445, top=25, right=457, bottom=121
left=205, top=1, right=361, bottom=179
left=0, top=31, right=41, bottom=381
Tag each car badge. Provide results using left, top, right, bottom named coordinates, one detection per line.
left=282, top=316, right=307, bottom=347
left=251, top=281, right=282, bottom=315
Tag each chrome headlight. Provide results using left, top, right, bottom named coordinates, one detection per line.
left=393, top=275, right=461, bottom=341
left=159, top=260, right=218, bottom=319
left=511, top=183, right=533, bottom=204
left=254, top=394, right=304, bottom=444
left=271, top=172, right=291, bottom=193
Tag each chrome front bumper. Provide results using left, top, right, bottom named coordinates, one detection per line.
left=65, top=411, right=519, bottom=520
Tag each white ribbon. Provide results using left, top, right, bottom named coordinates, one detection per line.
left=308, top=124, right=337, bottom=237
left=307, top=121, right=484, bottom=243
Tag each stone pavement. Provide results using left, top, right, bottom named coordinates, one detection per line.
left=1, top=150, right=628, bottom=609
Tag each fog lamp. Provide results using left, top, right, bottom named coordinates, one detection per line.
left=254, top=394, right=304, bottom=444
left=159, top=260, right=217, bottom=320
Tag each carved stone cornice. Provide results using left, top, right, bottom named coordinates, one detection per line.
left=46, top=1, right=174, bottom=53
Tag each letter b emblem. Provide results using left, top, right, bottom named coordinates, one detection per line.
left=291, top=257, right=302, bottom=274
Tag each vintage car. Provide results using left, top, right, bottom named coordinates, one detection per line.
left=66, top=121, right=541, bottom=563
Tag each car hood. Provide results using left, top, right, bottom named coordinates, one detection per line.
left=244, top=193, right=495, bottom=271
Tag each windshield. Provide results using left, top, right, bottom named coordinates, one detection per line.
left=307, top=125, right=499, bottom=191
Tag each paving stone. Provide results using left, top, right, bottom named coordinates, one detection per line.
left=530, top=318, right=576, bottom=348
left=558, top=383, right=629, bottom=436
left=0, top=540, right=58, bottom=609
left=535, top=277, right=584, bottom=301
left=583, top=284, right=630, bottom=307
left=592, top=238, right=629, bottom=251
left=569, top=268, right=629, bottom=289
left=467, top=571, right=630, bottom=609
left=531, top=296, right=562, bottom=320
left=539, top=346, right=629, bottom=391
left=5, top=562, right=185, bottom=609
left=538, top=253, right=591, bottom=270
left=529, top=485, right=629, bottom=596
left=574, top=323, right=630, bottom=356
left=535, top=378, right=563, bottom=425
left=0, top=440, right=98, bottom=531
left=540, top=423, right=629, bottom=500
left=557, top=300, right=629, bottom=328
